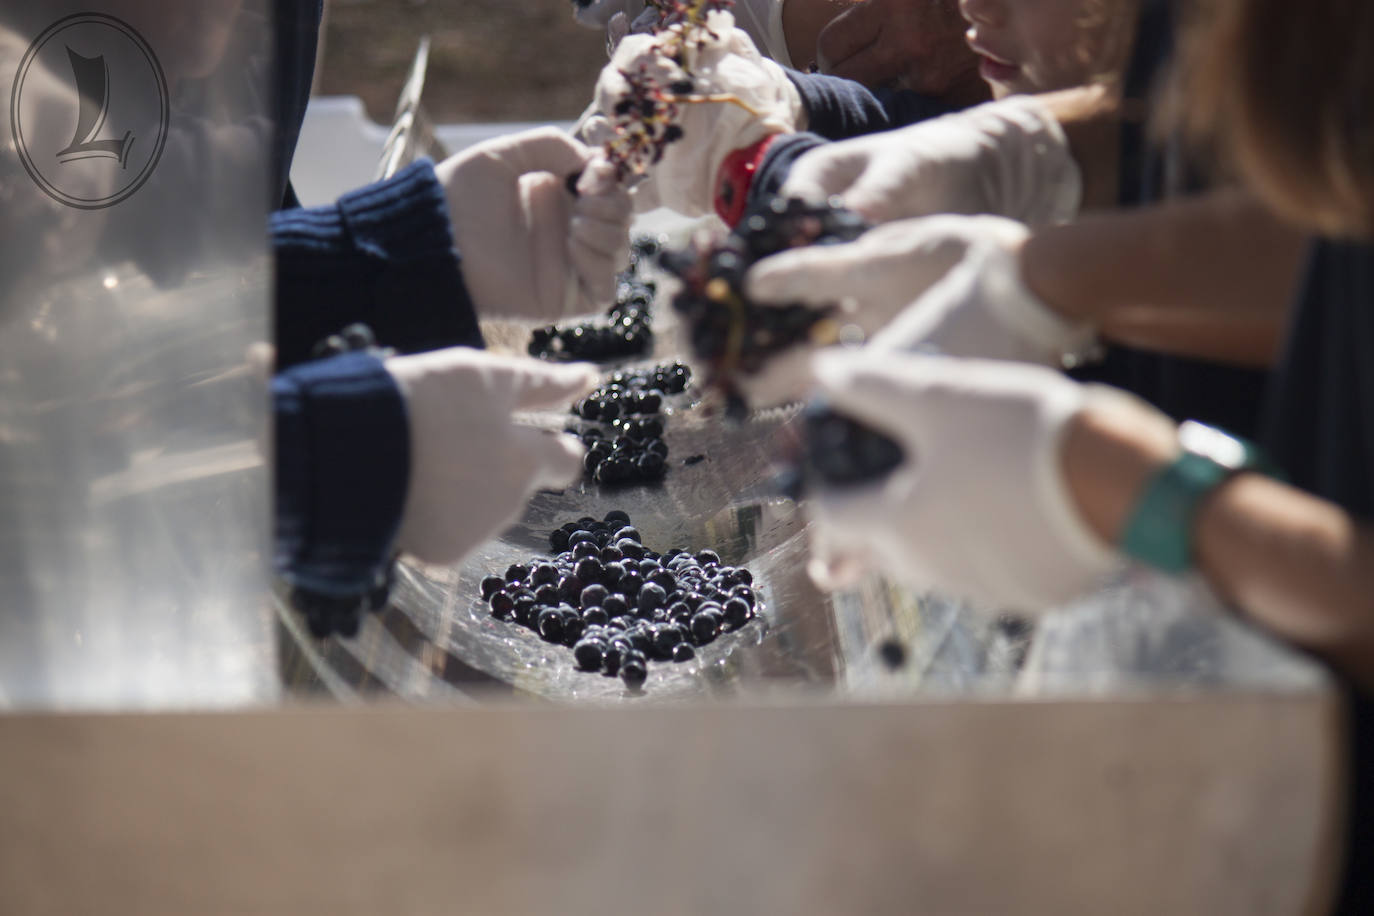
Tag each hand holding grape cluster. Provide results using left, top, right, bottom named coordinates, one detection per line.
left=583, top=4, right=803, bottom=215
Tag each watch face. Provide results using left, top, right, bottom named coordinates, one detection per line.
left=1178, top=420, right=1249, bottom=470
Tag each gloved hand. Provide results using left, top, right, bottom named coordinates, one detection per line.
left=868, top=219, right=1095, bottom=365
left=435, top=128, right=632, bottom=322
left=386, top=349, right=598, bottom=565
left=589, top=10, right=804, bottom=216
left=802, top=350, right=1121, bottom=611
left=747, top=213, right=1031, bottom=337
left=781, top=96, right=1081, bottom=226
left=735, top=214, right=1093, bottom=406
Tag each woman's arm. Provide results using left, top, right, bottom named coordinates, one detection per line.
left=1063, top=400, right=1374, bottom=691
left=1022, top=188, right=1309, bottom=366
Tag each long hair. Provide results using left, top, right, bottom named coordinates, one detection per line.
left=1173, top=0, right=1374, bottom=238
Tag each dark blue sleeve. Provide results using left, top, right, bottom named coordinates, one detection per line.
left=742, top=74, right=955, bottom=214
left=746, top=132, right=830, bottom=213
left=786, top=70, right=955, bottom=140
left=273, top=351, right=409, bottom=597
left=271, top=159, right=485, bottom=369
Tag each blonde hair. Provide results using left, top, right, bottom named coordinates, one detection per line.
left=1174, top=0, right=1374, bottom=238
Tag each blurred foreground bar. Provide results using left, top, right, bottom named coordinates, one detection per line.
left=0, top=693, right=1341, bottom=915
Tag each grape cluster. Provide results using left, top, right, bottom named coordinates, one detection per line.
left=528, top=240, right=659, bottom=362
left=569, top=361, right=692, bottom=486
left=775, top=401, right=906, bottom=500
left=661, top=198, right=869, bottom=412
left=604, top=62, right=689, bottom=184
left=573, top=361, right=691, bottom=421
left=480, top=511, right=761, bottom=689
left=598, top=0, right=737, bottom=183
left=643, top=0, right=736, bottom=33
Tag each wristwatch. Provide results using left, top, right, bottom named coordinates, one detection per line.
left=1120, top=420, right=1277, bottom=573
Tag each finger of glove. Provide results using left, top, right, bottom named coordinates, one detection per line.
left=569, top=234, right=621, bottom=307
left=781, top=147, right=872, bottom=206
left=570, top=215, right=630, bottom=267
left=575, top=156, right=626, bottom=199
left=732, top=345, right=819, bottom=409
left=576, top=112, right=616, bottom=147
left=496, top=127, right=591, bottom=179
left=571, top=209, right=630, bottom=258
left=606, top=12, right=630, bottom=53
left=476, top=354, right=600, bottom=412
left=513, top=427, right=587, bottom=491
left=744, top=244, right=866, bottom=308
left=516, top=171, right=580, bottom=319
left=607, top=30, right=664, bottom=70
left=809, top=349, right=945, bottom=445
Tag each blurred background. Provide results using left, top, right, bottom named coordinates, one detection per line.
left=317, top=0, right=607, bottom=121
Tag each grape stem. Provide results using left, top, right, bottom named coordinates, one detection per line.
left=665, top=92, right=766, bottom=119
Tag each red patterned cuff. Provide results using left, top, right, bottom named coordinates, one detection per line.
left=714, top=134, right=781, bottom=227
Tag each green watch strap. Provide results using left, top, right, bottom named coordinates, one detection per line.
left=1120, top=421, right=1276, bottom=574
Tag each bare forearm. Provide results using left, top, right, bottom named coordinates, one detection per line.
left=1021, top=188, right=1308, bottom=366
left=1034, top=85, right=1122, bottom=212
left=1195, top=475, right=1374, bottom=689
left=1063, top=403, right=1374, bottom=690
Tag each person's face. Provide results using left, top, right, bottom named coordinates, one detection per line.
left=959, top=0, right=1128, bottom=98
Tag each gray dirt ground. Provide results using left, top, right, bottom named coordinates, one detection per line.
left=317, top=0, right=609, bottom=123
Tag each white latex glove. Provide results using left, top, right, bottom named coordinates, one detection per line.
left=387, top=349, right=598, bottom=565
left=435, top=128, right=632, bottom=321
left=781, top=96, right=1082, bottom=226
left=803, top=350, right=1121, bottom=612
left=734, top=214, right=1092, bottom=407
left=869, top=220, right=1095, bottom=366
left=591, top=10, right=803, bottom=216
left=747, top=213, right=1030, bottom=337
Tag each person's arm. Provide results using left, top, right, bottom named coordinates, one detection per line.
left=1021, top=187, right=1309, bottom=366
left=273, top=352, right=410, bottom=600
left=1032, top=85, right=1122, bottom=214
left=814, top=0, right=986, bottom=106
left=786, top=70, right=958, bottom=138
left=271, top=159, right=484, bottom=370
left=1063, top=401, right=1374, bottom=691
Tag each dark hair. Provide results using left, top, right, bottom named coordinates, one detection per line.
left=1174, top=0, right=1374, bottom=237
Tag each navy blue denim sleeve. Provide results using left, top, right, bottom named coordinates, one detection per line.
left=746, top=132, right=830, bottom=213
left=273, top=351, right=409, bottom=597
left=271, top=158, right=484, bottom=369
left=787, top=70, right=955, bottom=140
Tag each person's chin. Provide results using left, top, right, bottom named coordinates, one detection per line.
left=987, top=76, right=1037, bottom=99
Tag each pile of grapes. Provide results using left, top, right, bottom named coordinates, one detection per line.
left=528, top=239, right=660, bottom=362
left=480, top=512, right=761, bottom=689
left=567, top=362, right=693, bottom=487
left=660, top=198, right=869, bottom=412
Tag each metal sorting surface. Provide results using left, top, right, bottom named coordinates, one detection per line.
left=276, top=212, right=1326, bottom=702
left=281, top=363, right=1325, bottom=703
